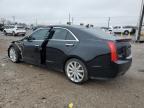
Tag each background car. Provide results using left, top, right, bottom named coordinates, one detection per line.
left=110, top=26, right=136, bottom=35
left=0, top=24, right=4, bottom=31
left=100, top=27, right=114, bottom=35
left=3, top=25, right=26, bottom=36
left=8, top=25, right=132, bottom=84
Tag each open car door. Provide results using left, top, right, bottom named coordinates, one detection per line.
left=21, top=28, right=50, bottom=65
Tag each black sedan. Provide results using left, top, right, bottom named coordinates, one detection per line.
left=8, top=25, right=132, bottom=83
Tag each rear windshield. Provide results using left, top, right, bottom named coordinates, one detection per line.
left=83, top=28, right=117, bottom=40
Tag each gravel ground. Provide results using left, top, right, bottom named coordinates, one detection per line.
left=0, top=32, right=144, bottom=108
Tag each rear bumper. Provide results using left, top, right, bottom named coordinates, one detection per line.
left=88, top=58, right=132, bottom=80
left=112, top=59, right=132, bottom=76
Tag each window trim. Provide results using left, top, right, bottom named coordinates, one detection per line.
left=29, top=28, right=49, bottom=40
left=26, top=27, right=79, bottom=42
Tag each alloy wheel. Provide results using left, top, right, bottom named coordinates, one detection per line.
left=9, top=48, right=17, bottom=62
left=66, top=61, right=85, bottom=83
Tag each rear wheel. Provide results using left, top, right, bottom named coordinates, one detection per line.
left=12, top=31, right=15, bottom=36
left=124, top=31, right=129, bottom=35
left=65, top=58, right=88, bottom=84
left=8, top=46, right=20, bottom=63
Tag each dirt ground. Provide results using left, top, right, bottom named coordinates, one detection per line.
left=0, top=33, right=144, bottom=108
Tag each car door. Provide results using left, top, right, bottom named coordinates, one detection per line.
left=46, top=27, right=79, bottom=69
left=113, top=26, right=118, bottom=33
left=119, top=26, right=123, bottom=33
left=22, top=28, right=49, bottom=65
left=9, top=26, right=15, bottom=33
left=6, top=26, right=13, bottom=33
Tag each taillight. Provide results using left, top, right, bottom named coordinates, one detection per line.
left=108, top=41, right=118, bottom=62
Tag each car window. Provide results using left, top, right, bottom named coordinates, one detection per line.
left=52, top=28, right=67, bottom=40
left=113, top=27, right=117, bottom=29
left=66, top=31, right=76, bottom=40
left=31, top=29, right=49, bottom=40
left=82, top=28, right=117, bottom=40
left=123, top=26, right=131, bottom=29
left=17, top=27, right=24, bottom=29
left=4, top=26, right=8, bottom=29
left=9, top=26, right=14, bottom=29
left=114, top=26, right=119, bottom=29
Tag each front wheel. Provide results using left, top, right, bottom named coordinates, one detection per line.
left=8, top=46, right=20, bottom=63
left=22, top=34, right=25, bottom=36
left=65, top=58, right=88, bottom=84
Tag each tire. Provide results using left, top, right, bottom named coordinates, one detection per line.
left=65, top=58, right=88, bottom=84
left=12, top=31, right=15, bottom=36
left=22, top=34, right=25, bottom=36
left=8, top=46, right=20, bottom=63
left=124, top=31, right=129, bottom=35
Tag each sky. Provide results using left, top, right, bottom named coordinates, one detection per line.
left=0, top=0, right=142, bottom=26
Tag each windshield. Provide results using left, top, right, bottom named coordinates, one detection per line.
left=17, top=27, right=25, bottom=29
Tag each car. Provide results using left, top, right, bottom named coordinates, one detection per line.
left=0, top=24, right=4, bottom=31
left=3, top=25, right=26, bottom=36
left=110, top=26, right=136, bottom=35
left=100, top=27, right=114, bottom=35
left=8, top=25, right=132, bottom=84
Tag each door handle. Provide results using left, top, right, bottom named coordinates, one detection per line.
left=65, top=43, right=74, bottom=47
left=35, top=45, right=40, bottom=47
left=35, top=45, right=42, bottom=51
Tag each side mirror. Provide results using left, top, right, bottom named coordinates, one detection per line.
left=24, top=36, right=34, bottom=41
left=24, top=36, right=30, bottom=40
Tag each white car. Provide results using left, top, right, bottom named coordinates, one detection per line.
left=3, top=25, right=26, bottom=36
left=110, top=26, right=135, bottom=35
left=101, top=27, right=114, bottom=35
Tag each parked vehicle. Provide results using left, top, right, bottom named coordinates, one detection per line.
left=100, top=27, right=114, bottom=35
left=3, top=25, right=26, bottom=36
left=8, top=25, right=132, bottom=84
left=110, top=26, right=136, bottom=35
left=0, top=24, right=4, bottom=31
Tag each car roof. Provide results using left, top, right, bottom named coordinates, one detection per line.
left=47, top=25, right=87, bottom=29
left=44, top=25, right=117, bottom=41
left=47, top=25, right=99, bottom=41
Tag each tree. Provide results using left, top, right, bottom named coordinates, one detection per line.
left=1, top=18, right=6, bottom=25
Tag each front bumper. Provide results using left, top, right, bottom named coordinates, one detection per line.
left=88, top=58, right=132, bottom=80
